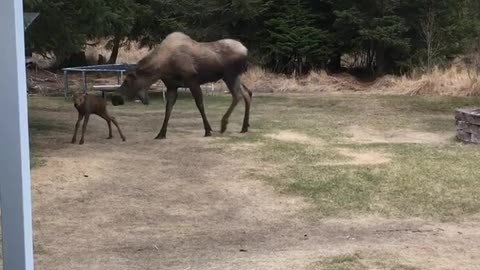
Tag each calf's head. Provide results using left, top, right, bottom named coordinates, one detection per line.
left=73, top=93, right=86, bottom=108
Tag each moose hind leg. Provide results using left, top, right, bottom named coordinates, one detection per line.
left=190, top=84, right=213, bottom=137
left=155, top=88, right=178, bottom=139
left=240, top=83, right=252, bottom=133
left=221, top=76, right=242, bottom=133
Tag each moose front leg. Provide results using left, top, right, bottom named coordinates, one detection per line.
left=155, top=88, right=178, bottom=139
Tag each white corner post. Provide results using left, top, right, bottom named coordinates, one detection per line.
left=0, top=0, right=35, bottom=269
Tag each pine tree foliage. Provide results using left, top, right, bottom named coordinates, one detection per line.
left=260, top=0, right=332, bottom=74
left=23, top=0, right=480, bottom=75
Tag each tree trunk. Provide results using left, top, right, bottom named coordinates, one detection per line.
left=327, top=52, right=342, bottom=73
left=108, top=35, right=121, bottom=64
left=421, top=8, right=436, bottom=73
left=376, top=42, right=386, bottom=76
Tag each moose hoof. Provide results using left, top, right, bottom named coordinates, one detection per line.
left=240, top=128, right=248, bottom=133
left=155, top=135, right=166, bottom=140
left=79, top=140, right=84, bottom=145
left=220, top=119, right=228, bottom=133
left=122, top=138, right=126, bottom=142
left=205, top=132, right=212, bottom=137
left=71, top=139, right=76, bottom=144
left=220, top=125, right=227, bottom=134
left=107, top=136, right=113, bottom=140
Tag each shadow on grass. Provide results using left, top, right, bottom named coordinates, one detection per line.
left=29, top=114, right=70, bottom=169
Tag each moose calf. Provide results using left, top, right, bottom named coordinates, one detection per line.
left=71, top=93, right=126, bottom=145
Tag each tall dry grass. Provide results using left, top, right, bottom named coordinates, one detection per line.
left=387, top=65, right=480, bottom=96
left=32, top=40, right=480, bottom=96
left=239, top=67, right=366, bottom=93
left=239, top=64, right=480, bottom=96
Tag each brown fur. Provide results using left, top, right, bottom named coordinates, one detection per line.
left=71, top=93, right=126, bottom=145
left=114, top=32, right=252, bottom=139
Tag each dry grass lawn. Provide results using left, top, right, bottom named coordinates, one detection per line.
left=19, top=92, right=480, bottom=269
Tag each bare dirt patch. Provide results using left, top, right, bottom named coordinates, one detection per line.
left=318, top=148, right=391, bottom=166
left=265, top=130, right=323, bottom=145
left=346, top=125, right=451, bottom=144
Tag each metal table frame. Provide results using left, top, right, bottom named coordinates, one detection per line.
left=62, top=64, right=136, bottom=99
left=62, top=63, right=216, bottom=101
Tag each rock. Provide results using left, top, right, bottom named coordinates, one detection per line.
left=455, top=108, right=480, bottom=144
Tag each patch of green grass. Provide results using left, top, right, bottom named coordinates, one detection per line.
left=263, top=142, right=480, bottom=219
left=218, top=94, right=480, bottom=220
left=27, top=97, right=73, bottom=169
left=29, top=116, right=69, bottom=134
left=286, top=167, right=383, bottom=216
left=381, top=144, right=480, bottom=219
left=28, top=96, right=73, bottom=112
left=421, top=116, right=455, bottom=132
left=28, top=116, right=70, bottom=169
left=382, top=95, right=480, bottom=114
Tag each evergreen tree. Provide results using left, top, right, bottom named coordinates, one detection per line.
left=260, top=0, right=332, bottom=74
left=128, top=0, right=186, bottom=48
left=332, top=0, right=409, bottom=75
left=23, top=0, right=480, bottom=74
left=24, top=0, right=98, bottom=64
left=396, top=0, right=478, bottom=70
left=101, top=0, right=136, bottom=64
left=24, top=0, right=137, bottom=66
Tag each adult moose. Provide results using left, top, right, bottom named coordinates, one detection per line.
left=112, top=32, right=252, bottom=139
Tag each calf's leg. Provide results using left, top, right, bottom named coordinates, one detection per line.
left=104, top=117, right=113, bottom=139
left=110, top=115, right=126, bottom=141
left=71, top=113, right=84, bottom=144
left=100, top=112, right=125, bottom=141
left=79, top=114, right=90, bottom=145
